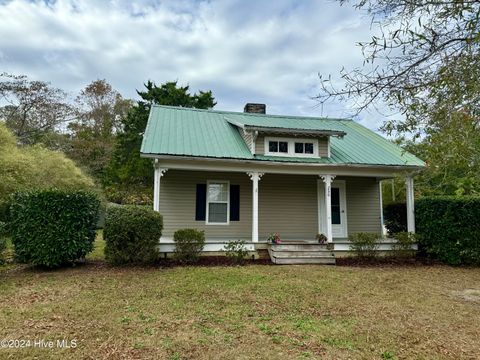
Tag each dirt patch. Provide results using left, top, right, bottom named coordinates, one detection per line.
left=452, top=289, right=480, bottom=303
left=159, top=256, right=272, bottom=267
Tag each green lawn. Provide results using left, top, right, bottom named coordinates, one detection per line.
left=1, top=239, right=480, bottom=359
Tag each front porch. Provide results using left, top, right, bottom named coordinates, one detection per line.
left=152, top=161, right=416, bottom=258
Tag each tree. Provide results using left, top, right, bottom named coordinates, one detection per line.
left=67, top=80, right=132, bottom=181
left=317, top=1, right=480, bottom=137
left=106, top=81, right=216, bottom=203
left=0, top=123, right=96, bottom=219
left=0, top=73, right=73, bottom=144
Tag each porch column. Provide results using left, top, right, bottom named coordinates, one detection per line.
left=248, top=172, right=264, bottom=242
left=153, top=160, right=168, bottom=212
left=321, top=175, right=335, bottom=243
left=405, top=176, right=415, bottom=233
left=378, top=179, right=385, bottom=238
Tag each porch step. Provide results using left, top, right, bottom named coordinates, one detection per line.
left=268, top=244, right=336, bottom=265
left=270, top=243, right=330, bottom=252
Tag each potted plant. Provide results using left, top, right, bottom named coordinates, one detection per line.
left=267, top=233, right=281, bottom=244
left=316, top=233, right=327, bottom=244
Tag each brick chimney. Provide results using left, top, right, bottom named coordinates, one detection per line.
left=244, top=103, right=266, bottom=114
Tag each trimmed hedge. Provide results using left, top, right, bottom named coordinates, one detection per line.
left=9, top=189, right=100, bottom=267
left=416, top=196, right=480, bottom=265
left=104, top=205, right=163, bottom=265
left=173, top=228, right=205, bottom=263
left=383, top=202, right=407, bottom=235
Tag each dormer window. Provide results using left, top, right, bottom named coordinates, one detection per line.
left=268, top=140, right=288, bottom=154
left=265, top=137, right=319, bottom=158
left=294, top=142, right=314, bottom=155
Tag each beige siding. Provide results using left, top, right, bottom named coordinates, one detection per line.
left=255, top=135, right=330, bottom=158
left=259, top=174, right=318, bottom=240
left=318, top=137, right=329, bottom=157
left=160, top=170, right=252, bottom=240
left=239, top=129, right=253, bottom=152
left=159, top=170, right=381, bottom=241
left=255, top=135, right=265, bottom=154
left=342, top=176, right=382, bottom=235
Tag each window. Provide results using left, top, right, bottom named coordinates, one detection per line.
left=268, top=140, right=288, bottom=153
left=206, top=181, right=229, bottom=224
left=265, top=137, right=318, bottom=157
left=294, top=142, right=314, bottom=154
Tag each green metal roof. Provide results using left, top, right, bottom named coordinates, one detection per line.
left=141, top=105, right=425, bottom=167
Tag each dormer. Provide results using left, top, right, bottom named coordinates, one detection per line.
left=228, top=103, right=346, bottom=159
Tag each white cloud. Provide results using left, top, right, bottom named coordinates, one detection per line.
left=0, top=0, right=391, bottom=132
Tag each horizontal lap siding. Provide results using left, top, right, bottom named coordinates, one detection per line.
left=160, top=170, right=381, bottom=241
left=255, top=135, right=265, bottom=154
left=318, top=137, right=329, bottom=157
left=259, top=174, right=318, bottom=240
left=160, top=170, right=252, bottom=240
left=342, top=177, right=381, bottom=235
left=239, top=129, right=253, bottom=151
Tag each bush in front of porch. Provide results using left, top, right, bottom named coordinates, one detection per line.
left=104, top=205, right=163, bottom=265
left=173, top=228, right=205, bottom=263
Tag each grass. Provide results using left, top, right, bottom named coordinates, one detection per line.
left=86, top=229, right=105, bottom=262
left=1, top=237, right=480, bottom=359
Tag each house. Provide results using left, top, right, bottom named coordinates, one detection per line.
left=140, top=103, right=424, bottom=263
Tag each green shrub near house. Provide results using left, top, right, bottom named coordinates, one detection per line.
left=416, top=196, right=480, bottom=265
left=383, top=202, right=408, bottom=235
left=173, top=229, right=205, bottom=263
left=104, top=205, right=163, bottom=265
left=391, top=232, right=417, bottom=258
left=224, top=240, right=249, bottom=265
left=349, top=232, right=379, bottom=258
left=9, top=190, right=100, bottom=268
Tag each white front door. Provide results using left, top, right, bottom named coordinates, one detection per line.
left=331, top=181, right=347, bottom=238
left=317, top=179, right=348, bottom=238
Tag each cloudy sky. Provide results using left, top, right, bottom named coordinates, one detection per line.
left=0, top=0, right=391, bottom=131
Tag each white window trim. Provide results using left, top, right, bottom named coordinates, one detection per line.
left=206, top=180, right=230, bottom=225
left=264, top=137, right=319, bottom=158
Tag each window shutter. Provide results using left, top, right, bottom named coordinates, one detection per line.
left=195, top=184, right=207, bottom=221
left=230, top=185, right=240, bottom=221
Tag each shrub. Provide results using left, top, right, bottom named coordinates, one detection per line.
left=391, top=232, right=417, bottom=258
left=104, top=205, right=163, bottom=265
left=0, top=221, right=7, bottom=238
left=349, top=232, right=379, bottom=258
left=416, top=196, right=480, bottom=265
left=9, top=189, right=100, bottom=267
left=0, top=238, right=5, bottom=265
left=104, top=186, right=153, bottom=205
left=0, top=124, right=96, bottom=215
left=383, top=202, right=407, bottom=235
left=224, top=240, right=249, bottom=265
left=0, top=221, right=6, bottom=265
left=173, top=229, right=205, bottom=263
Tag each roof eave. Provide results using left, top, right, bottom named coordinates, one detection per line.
left=140, top=152, right=425, bottom=170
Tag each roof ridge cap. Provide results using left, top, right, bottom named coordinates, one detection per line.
left=152, top=104, right=353, bottom=121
